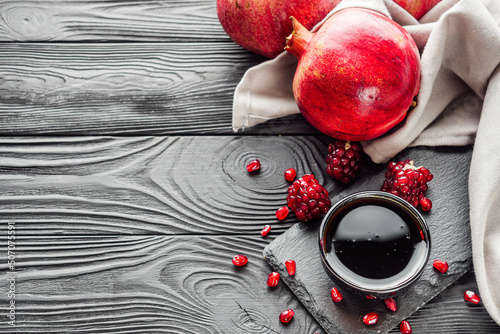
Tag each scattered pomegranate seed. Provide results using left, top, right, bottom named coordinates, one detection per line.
left=246, top=159, right=261, bottom=173
left=285, top=260, right=296, bottom=276
left=232, top=255, right=248, bottom=267
left=366, top=295, right=377, bottom=300
left=284, top=168, right=297, bottom=181
left=267, top=272, right=280, bottom=287
left=279, top=309, right=295, bottom=323
left=362, top=312, right=379, bottom=325
left=381, top=159, right=433, bottom=210
left=286, top=174, right=331, bottom=222
left=420, top=197, right=432, bottom=211
left=433, top=259, right=449, bottom=273
left=261, top=225, right=271, bottom=237
left=384, top=297, right=397, bottom=312
left=400, top=320, right=412, bottom=334
left=464, top=290, right=481, bottom=304
left=330, top=287, right=343, bottom=303
left=276, top=206, right=289, bottom=220
left=326, top=140, right=363, bottom=184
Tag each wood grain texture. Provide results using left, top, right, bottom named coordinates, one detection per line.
left=0, top=235, right=323, bottom=333
left=0, top=135, right=373, bottom=235
left=0, top=42, right=316, bottom=135
left=0, top=0, right=227, bottom=42
left=1, top=236, right=498, bottom=333
left=0, top=42, right=281, bottom=135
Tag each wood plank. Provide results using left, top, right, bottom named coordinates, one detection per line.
left=0, top=135, right=361, bottom=235
left=0, top=137, right=474, bottom=235
left=0, top=42, right=317, bottom=135
left=0, top=0, right=228, bottom=42
left=0, top=235, right=323, bottom=333
left=1, top=236, right=498, bottom=333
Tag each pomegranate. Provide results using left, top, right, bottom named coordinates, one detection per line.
left=285, top=8, right=421, bottom=141
left=394, top=0, right=443, bottom=20
left=216, top=0, right=341, bottom=58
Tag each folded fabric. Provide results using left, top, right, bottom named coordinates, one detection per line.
left=232, top=0, right=500, bottom=326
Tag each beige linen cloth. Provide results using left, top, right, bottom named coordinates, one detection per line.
left=232, top=0, right=500, bottom=325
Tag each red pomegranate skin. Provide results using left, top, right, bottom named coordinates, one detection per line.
left=394, top=0, right=443, bottom=20
left=286, top=8, right=421, bottom=141
left=217, top=0, right=341, bottom=59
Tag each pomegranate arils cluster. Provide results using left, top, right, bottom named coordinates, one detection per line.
left=381, top=159, right=433, bottom=210
left=286, top=174, right=331, bottom=222
left=326, top=140, right=363, bottom=184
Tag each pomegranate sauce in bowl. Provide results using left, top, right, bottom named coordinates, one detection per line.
left=319, top=191, right=430, bottom=298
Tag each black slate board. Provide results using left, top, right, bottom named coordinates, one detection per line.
left=264, top=146, right=473, bottom=334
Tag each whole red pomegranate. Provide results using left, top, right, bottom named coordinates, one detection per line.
left=217, top=0, right=341, bottom=59
left=286, top=8, right=421, bottom=141
left=394, top=0, right=443, bottom=20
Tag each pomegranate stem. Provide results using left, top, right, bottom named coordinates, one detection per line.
left=285, top=16, right=314, bottom=59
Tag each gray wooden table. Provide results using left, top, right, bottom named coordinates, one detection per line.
left=0, top=1, right=499, bottom=333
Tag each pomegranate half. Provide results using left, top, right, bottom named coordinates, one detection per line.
left=217, top=0, right=341, bottom=58
left=286, top=8, right=421, bottom=141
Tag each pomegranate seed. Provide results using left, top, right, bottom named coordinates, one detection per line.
left=362, top=312, right=379, bottom=325
left=384, top=297, right=397, bottom=312
left=366, top=295, right=377, bottom=300
left=464, top=290, right=481, bottom=304
left=276, top=206, right=289, bottom=220
left=330, top=287, right=343, bottom=302
left=279, top=309, right=294, bottom=323
left=285, top=260, right=296, bottom=276
left=246, top=159, right=261, bottom=173
left=400, top=320, right=412, bottom=334
left=284, top=168, right=297, bottom=181
left=433, top=259, right=449, bottom=273
left=261, top=225, right=271, bottom=237
left=232, top=255, right=248, bottom=267
left=420, top=197, right=432, bottom=211
left=267, top=272, right=280, bottom=287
